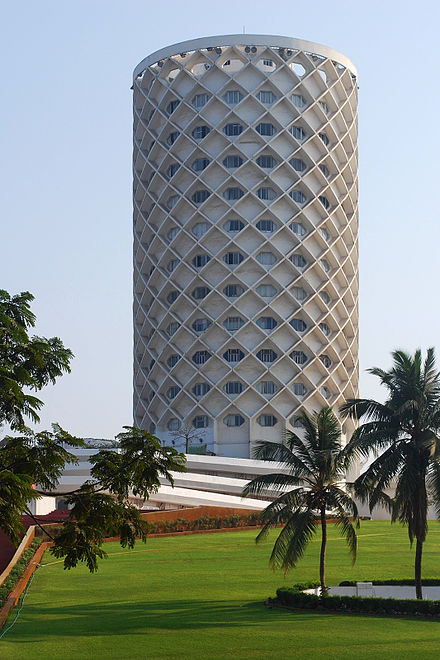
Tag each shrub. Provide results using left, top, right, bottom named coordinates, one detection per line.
left=276, top=583, right=440, bottom=618
left=139, top=512, right=263, bottom=536
left=339, top=579, right=440, bottom=587
left=0, top=539, right=42, bottom=608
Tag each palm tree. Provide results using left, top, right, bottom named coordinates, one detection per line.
left=341, top=348, right=440, bottom=599
left=242, top=407, right=359, bottom=593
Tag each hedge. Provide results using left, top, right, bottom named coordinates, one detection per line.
left=34, top=512, right=263, bottom=542
left=0, top=539, right=42, bottom=608
left=145, top=512, right=262, bottom=534
left=37, top=512, right=354, bottom=540
left=276, top=582, right=440, bottom=618
left=339, top=579, right=440, bottom=587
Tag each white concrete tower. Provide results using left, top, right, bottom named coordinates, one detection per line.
left=133, top=35, right=358, bottom=458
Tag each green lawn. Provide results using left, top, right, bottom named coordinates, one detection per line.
left=2, top=521, right=440, bottom=659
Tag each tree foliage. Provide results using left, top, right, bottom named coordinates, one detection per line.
left=0, top=425, right=83, bottom=544
left=243, top=407, right=358, bottom=592
left=0, top=290, right=186, bottom=571
left=342, top=348, right=440, bottom=598
left=0, top=289, right=73, bottom=430
left=50, top=428, right=185, bottom=570
left=0, top=424, right=186, bottom=571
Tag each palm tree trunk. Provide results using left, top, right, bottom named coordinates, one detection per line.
left=415, top=537, right=423, bottom=599
left=320, top=507, right=327, bottom=595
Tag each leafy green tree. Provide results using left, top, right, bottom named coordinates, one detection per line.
left=1, top=425, right=186, bottom=571
left=0, top=425, right=82, bottom=544
left=341, top=348, right=440, bottom=599
left=0, top=289, right=73, bottom=430
left=243, top=407, right=358, bottom=593
left=0, top=290, right=186, bottom=571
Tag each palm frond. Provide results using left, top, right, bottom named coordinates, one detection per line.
left=354, top=443, right=403, bottom=511
left=295, top=409, right=317, bottom=444
left=340, top=398, right=394, bottom=423
left=283, top=431, right=317, bottom=473
left=258, top=488, right=309, bottom=526
left=251, top=440, right=314, bottom=477
left=327, top=496, right=358, bottom=564
left=242, top=472, right=302, bottom=499
left=316, top=406, right=343, bottom=451
left=268, top=508, right=317, bottom=573
left=366, top=489, right=395, bottom=515
left=255, top=488, right=309, bottom=543
left=424, top=347, right=437, bottom=380
left=290, top=408, right=344, bottom=475
left=428, top=462, right=440, bottom=520
left=327, top=485, right=359, bottom=519
left=393, top=455, right=428, bottom=543
left=344, top=422, right=400, bottom=461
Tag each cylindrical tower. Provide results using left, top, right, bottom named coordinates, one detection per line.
left=133, top=35, right=358, bottom=458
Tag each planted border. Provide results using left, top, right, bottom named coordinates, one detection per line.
left=276, top=583, right=440, bottom=618
left=339, top=579, right=440, bottom=587
left=146, top=512, right=261, bottom=533
left=0, top=539, right=41, bottom=608
left=35, top=511, right=264, bottom=541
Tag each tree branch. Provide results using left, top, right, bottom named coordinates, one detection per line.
left=24, top=508, right=56, bottom=542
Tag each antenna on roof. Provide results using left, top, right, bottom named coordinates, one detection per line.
left=243, top=25, right=245, bottom=34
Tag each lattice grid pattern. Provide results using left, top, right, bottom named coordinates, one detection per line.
left=133, top=36, right=358, bottom=458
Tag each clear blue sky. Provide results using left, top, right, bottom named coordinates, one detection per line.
left=2, top=0, right=439, bottom=438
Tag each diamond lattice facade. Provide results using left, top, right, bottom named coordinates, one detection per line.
left=133, top=35, right=359, bottom=458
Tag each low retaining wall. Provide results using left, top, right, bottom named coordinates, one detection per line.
left=0, top=534, right=51, bottom=630
left=34, top=505, right=261, bottom=540
left=0, top=527, right=35, bottom=589
left=103, top=525, right=261, bottom=543
left=0, top=507, right=260, bottom=629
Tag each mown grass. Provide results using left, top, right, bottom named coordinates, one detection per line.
left=2, top=521, right=440, bottom=659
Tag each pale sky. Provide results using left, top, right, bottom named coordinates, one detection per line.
left=2, top=0, right=439, bottom=439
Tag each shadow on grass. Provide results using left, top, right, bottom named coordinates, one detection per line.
left=11, top=598, right=440, bottom=648
left=15, top=599, right=297, bottom=640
